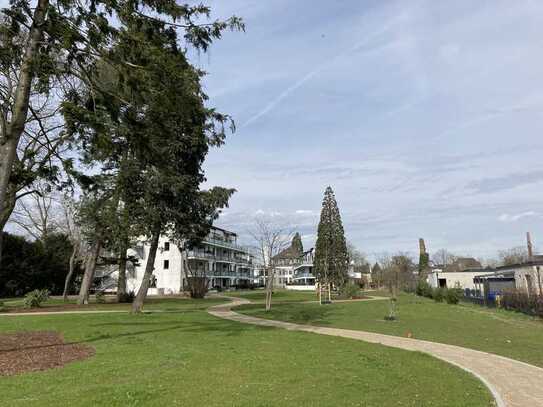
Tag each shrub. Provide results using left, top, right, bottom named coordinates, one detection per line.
left=432, top=287, right=445, bottom=302
left=95, top=291, right=106, bottom=304
left=445, top=287, right=461, bottom=304
left=339, top=283, right=360, bottom=299
left=0, top=301, right=4, bottom=312
left=23, top=289, right=50, bottom=308
left=501, top=289, right=543, bottom=318
left=118, top=291, right=135, bottom=303
left=384, top=297, right=398, bottom=321
left=416, top=281, right=433, bottom=298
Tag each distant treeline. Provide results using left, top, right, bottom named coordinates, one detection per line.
left=0, top=233, right=77, bottom=297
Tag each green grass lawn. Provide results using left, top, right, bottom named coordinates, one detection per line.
left=237, top=293, right=543, bottom=368
left=0, top=296, right=224, bottom=313
left=0, top=297, right=494, bottom=406
left=223, top=289, right=318, bottom=303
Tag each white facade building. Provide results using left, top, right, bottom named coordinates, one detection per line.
left=289, top=249, right=316, bottom=290
left=123, top=226, right=257, bottom=295
left=427, top=259, right=543, bottom=299
left=427, top=270, right=494, bottom=292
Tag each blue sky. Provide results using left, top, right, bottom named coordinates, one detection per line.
left=4, top=1, right=543, bottom=261
left=195, top=0, right=543, bottom=260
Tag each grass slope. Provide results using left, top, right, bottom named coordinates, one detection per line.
left=238, top=293, right=543, bottom=367
left=0, top=298, right=493, bottom=406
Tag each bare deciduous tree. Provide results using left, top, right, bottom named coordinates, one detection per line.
left=347, top=242, right=369, bottom=272
left=432, top=249, right=458, bottom=267
left=498, top=247, right=530, bottom=266
left=9, top=183, right=62, bottom=241
left=379, top=253, right=415, bottom=320
left=249, top=218, right=293, bottom=311
left=58, top=197, right=87, bottom=301
left=181, top=243, right=209, bottom=299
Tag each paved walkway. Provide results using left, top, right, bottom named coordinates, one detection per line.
left=208, top=297, right=543, bottom=407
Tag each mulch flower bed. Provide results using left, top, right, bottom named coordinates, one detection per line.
left=0, top=331, right=95, bottom=376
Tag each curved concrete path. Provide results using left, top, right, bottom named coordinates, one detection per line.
left=209, top=297, right=543, bottom=407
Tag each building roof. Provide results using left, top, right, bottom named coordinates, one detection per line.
left=272, top=233, right=304, bottom=260
left=273, top=245, right=302, bottom=260
left=444, top=257, right=482, bottom=272
left=492, top=258, right=543, bottom=270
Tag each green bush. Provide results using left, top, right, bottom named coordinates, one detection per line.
left=432, top=287, right=445, bottom=302
left=95, top=291, right=106, bottom=304
left=0, top=301, right=4, bottom=312
left=445, top=287, right=461, bottom=304
left=118, top=291, right=135, bottom=303
left=416, top=281, right=433, bottom=298
left=339, top=283, right=360, bottom=299
left=23, top=289, right=50, bottom=308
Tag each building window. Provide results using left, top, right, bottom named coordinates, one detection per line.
left=164, top=260, right=169, bottom=270
left=164, top=242, right=170, bottom=251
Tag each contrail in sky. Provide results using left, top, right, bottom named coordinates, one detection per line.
left=241, top=14, right=408, bottom=128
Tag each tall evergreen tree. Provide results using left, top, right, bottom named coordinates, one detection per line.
left=0, top=0, right=243, bottom=264
left=64, top=16, right=237, bottom=311
left=314, top=186, right=349, bottom=294
left=291, top=232, right=304, bottom=256
left=371, top=262, right=382, bottom=287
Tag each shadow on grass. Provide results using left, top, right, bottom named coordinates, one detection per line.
left=1, top=316, right=261, bottom=353
left=238, top=304, right=334, bottom=326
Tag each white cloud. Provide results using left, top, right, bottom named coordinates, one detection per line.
left=498, top=211, right=539, bottom=222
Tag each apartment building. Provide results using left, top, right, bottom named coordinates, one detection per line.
left=123, top=226, right=257, bottom=295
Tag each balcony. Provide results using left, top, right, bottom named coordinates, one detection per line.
left=293, top=272, right=314, bottom=279
left=203, top=237, right=249, bottom=252
left=293, top=263, right=313, bottom=272
left=187, top=251, right=253, bottom=266
left=207, top=271, right=253, bottom=280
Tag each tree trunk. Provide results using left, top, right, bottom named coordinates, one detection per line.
left=132, top=224, right=161, bottom=313
left=0, top=0, right=49, bottom=265
left=116, top=237, right=129, bottom=301
left=63, top=242, right=79, bottom=301
left=0, top=185, right=17, bottom=265
left=537, top=266, right=542, bottom=296
left=265, top=268, right=274, bottom=311
left=77, top=238, right=102, bottom=305
left=116, top=151, right=130, bottom=301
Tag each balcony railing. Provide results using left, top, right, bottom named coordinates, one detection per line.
left=293, top=272, right=314, bottom=279
left=207, top=271, right=253, bottom=279
left=187, top=251, right=253, bottom=265
left=202, top=237, right=249, bottom=252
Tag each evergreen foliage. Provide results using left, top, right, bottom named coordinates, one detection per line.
left=23, top=289, right=50, bottom=308
left=0, top=0, right=243, bottom=263
left=60, top=12, right=239, bottom=309
left=291, top=232, right=304, bottom=256
left=314, top=186, right=349, bottom=288
left=418, top=252, right=429, bottom=275
left=0, top=232, right=74, bottom=297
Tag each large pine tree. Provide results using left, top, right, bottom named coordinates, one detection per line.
left=314, top=186, right=349, bottom=289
